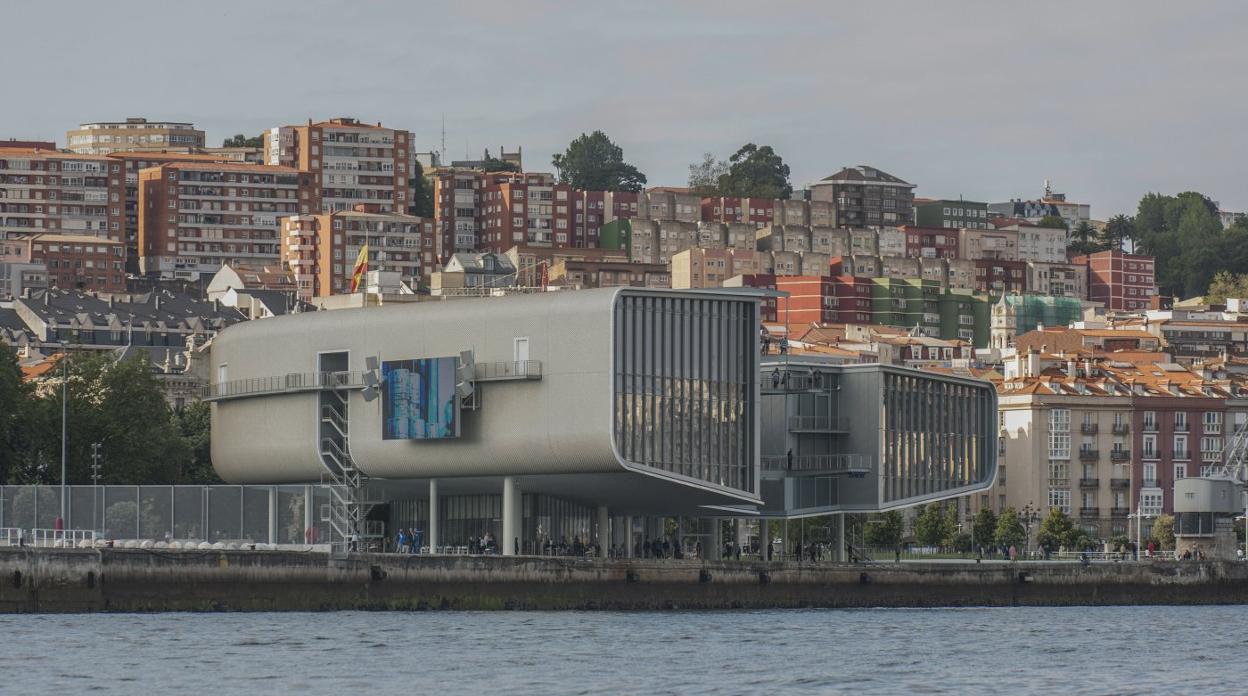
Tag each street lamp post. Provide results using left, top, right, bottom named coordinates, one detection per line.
left=59, top=355, right=68, bottom=533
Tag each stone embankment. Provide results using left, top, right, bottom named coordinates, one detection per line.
left=2, top=547, right=1246, bottom=613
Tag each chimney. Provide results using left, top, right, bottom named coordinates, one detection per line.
left=1067, top=358, right=1076, bottom=377
left=155, top=293, right=161, bottom=310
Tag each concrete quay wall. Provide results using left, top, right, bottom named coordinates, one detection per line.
left=2, top=547, right=1247, bottom=613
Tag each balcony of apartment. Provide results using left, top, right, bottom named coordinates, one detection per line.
left=1110, top=449, right=1131, bottom=462
left=1079, top=477, right=1100, bottom=488
left=1141, top=449, right=1159, bottom=461
left=1080, top=423, right=1099, bottom=435
left=787, top=415, right=850, bottom=433
left=1174, top=422, right=1190, bottom=433
left=1141, top=478, right=1159, bottom=488
left=1079, top=507, right=1100, bottom=519
left=1142, top=421, right=1159, bottom=433
left=1110, top=507, right=1130, bottom=518
left=1111, top=478, right=1131, bottom=489
left=1173, top=449, right=1190, bottom=461
left=1078, top=448, right=1100, bottom=461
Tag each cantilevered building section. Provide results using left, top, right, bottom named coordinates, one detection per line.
left=758, top=358, right=997, bottom=517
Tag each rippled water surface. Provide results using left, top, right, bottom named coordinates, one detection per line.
left=4, top=606, right=1245, bottom=695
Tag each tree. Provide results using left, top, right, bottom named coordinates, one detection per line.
left=1133, top=191, right=1235, bottom=298
left=222, top=134, right=262, bottom=148
left=864, top=510, right=904, bottom=547
left=717, top=144, right=792, bottom=199
left=0, top=342, right=33, bottom=485
left=1151, top=514, right=1176, bottom=551
left=1205, top=271, right=1248, bottom=305
left=995, top=506, right=1026, bottom=549
left=551, top=131, right=646, bottom=192
left=1036, top=507, right=1079, bottom=551
left=1037, top=215, right=1068, bottom=230
left=173, top=402, right=220, bottom=484
left=1067, top=220, right=1104, bottom=256
left=1101, top=214, right=1135, bottom=252
left=972, top=508, right=997, bottom=549
left=688, top=152, right=728, bottom=196
left=407, top=160, right=434, bottom=218
left=913, top=503, right=956, bottom=547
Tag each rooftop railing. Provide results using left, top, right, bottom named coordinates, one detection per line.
left=473, top=360, right=542, bottom=381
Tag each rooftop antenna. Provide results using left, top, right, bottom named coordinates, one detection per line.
left=440, top=113, right=446, bottom=162
left=1043, top=178, right=1052, bottom=198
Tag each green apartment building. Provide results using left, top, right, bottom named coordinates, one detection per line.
left=870, top=278, right=991, bottom=347
left=915, top=199, right=990, bottom=230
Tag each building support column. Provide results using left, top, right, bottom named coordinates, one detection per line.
left=502, top=476, right=520, bottom=556
left=623, top=516, right=634, bottom=558
left=267, top=487, right=278, bottom=545
left=780, top=518, right=789, bottom=562
left=303, top=485, right=314, bottom=546
left=596, top=505, right=609, bottom=557
left=427, top=479, right=439, bottom=554
left=836, top=513, right=846, bottom=563
left=706, top=518, right=722, bottom=561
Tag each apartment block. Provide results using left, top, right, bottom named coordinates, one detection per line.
left=774, top=275, right=873, bottom=325
left=974, top=259, right=1027, bottom=294
left=1071, top=249, right=1157, bottom=311
left=1026, top=261, right=1087, bottom=299
left=808, top=165, right=914, bottom=227
left=107, top=152, right=239, bottom=272
left=637, top=187, right=701, bottom=222
left=958, top=227, right=1019, bottom=261
left=66, top=118, right=205, bottom=155
left=27, top=234, right=125, bottom=293
left=701, top=196, right=775, bottom=227
left=575, top=190, right=638, bottom=248
left=670, top=247, right=764, bottom=289
left=1011, top=224, right=1067, bottom=264
left=476, top=172, right=575, bottom=251
left=281, top=205, right=432, bottom=300
left=548, top=258, right=669, bottom=289
left=138, top=162, right=316, bottom=281
left=985, top=352, right=1246, bottom=539
left=902, top=226, right=959, bottom=259
left=265, top=117, right=410, bottom=214
left=0, top=148, right=123, bottom=242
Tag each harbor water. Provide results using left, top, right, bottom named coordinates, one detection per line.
left=3, top=605, right=1244, bottom=695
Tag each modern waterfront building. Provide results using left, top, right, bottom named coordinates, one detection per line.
left=205, top=288, right=998, bottom=556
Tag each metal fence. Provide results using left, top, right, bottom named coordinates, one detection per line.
left=0, top=485, right=335, bottom=545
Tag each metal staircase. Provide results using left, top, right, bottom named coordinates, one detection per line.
left=1203, top=425, right=1248, bottom=484
left=318, top=381, right=381, bottom=555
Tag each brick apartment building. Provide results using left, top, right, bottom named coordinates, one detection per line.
left=774, top=275, right=873, bottom=325
left=138, top=162, right=316, bottom=281
left=27, top=234, right=126, bottom=292
left=0, top=147, right=124, bottom=243
left=265, top=117, right=410, bottom=214
left=1072, top=249, right=1157, bottom=311
left=281, top=204, right=432, bottom=300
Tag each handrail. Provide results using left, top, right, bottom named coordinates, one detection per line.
left=760, top=453, right=873, bottom=473
left=473, top=360, right=542, bottom=381
left=202, top=371, right=364, bottom=401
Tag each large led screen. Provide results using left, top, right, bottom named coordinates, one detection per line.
left=381, top=357, right=459, bottom=440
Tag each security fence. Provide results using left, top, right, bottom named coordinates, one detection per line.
left=0, top=485, right=334, bottom=545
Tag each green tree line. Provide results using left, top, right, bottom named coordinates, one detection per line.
left=0, top=346, right=217, bottom=486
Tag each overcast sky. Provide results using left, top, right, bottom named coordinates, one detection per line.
left=6, top=1, right=1246, bottom=217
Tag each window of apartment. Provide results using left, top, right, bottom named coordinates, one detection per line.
left=1202, top=436, right=1221, bottom=460
left=1143, top=461, right=1157, bottom=486
left=1048, top=408, right=1071, bottom=459
left=1174, top=412, right=1187, bottom=430
left=1174, top=434, right=1188, bottom=459
left=1175, top=462, right=1187, bottom=480
left=1141, top=490, right=1163, bottom=516
left=1143, top=411, right=1157, bottom=430
left=1204, top=411, right=1222, bottom=433
left=1048, top=487, right=1071, bottom=514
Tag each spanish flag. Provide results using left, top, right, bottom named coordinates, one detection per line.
left=350, top=244, right=368, bottom=293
